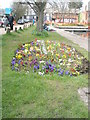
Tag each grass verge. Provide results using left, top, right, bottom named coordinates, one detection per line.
left=2, top=26, right=88, bottom=118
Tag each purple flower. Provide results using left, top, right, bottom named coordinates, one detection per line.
left=16, top=49, right=19, bottom=53
left=34, top=65, right=37, bottom=70
left=30, top=61, right=33, bottom=66
left=12, top=66, right=14, bottom=70
left=65, top=71, right=69, bottom=75
left=33, top=50, right=36, bottom=53
left=21, top=47, right=25, bottom=50
left=31, top=41, right=34, bottom=46
left=25, top=62, right=28, bottom=65
left=37, top=64, right=39, bottom=69
left=70, top=73, right=72, bottom=76
left=18, top=60, right=21, bottom=64
left=55, top=68, right=57, bottom=72
left=46, top=62, right=48, bottom=65
left=11, top=61, right=15, bottom=65
left=58, top=70, right=64, bottom=76
left=49, top=64, right=52, bottom=68
left=12, top=57, right=16, bottom=61
left=58, top=68, right=61, bottom=72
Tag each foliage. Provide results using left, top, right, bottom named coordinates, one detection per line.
left=32, top=29, right=48, bottom=37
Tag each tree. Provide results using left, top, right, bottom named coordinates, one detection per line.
left=68, top=0, right=83, bottom=23
left=50, top=0, right=68, bottom=23
left=19, top=0, right=47, bottom=32
left=11, top=1, right=27, bottom=21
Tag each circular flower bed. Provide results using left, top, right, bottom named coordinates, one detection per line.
left=11, top=39, right=88, bottom=76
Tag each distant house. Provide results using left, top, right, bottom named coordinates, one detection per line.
left=79, top=4, right=90, bottom=25
left=52, top=12, right=79, bottom=24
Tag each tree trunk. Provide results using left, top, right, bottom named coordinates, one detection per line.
left=37, top=10, right=44, bottom=32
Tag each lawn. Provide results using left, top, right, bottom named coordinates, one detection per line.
left=2, top=26, right=88, bottom=118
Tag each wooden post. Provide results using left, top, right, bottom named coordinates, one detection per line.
left=15, top=27, right=17, bottom=32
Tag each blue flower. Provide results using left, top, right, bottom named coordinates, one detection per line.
left=11, top=61, right=15, bottom=65
left=37, top=64, right=39, bottom=69
left=18, top=60, right=21, bottom=64
left=65, top=71, right=69, bottom=75
left=58, top=70, right=64, bottom=76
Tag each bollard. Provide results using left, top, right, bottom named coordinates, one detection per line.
left=19, top=27, right=22, bottom=30
left=23, top=25, right=25, bottom=29
left=6, top=28, right=10, bottom=33
left=15, top=27, right=17, bottom=32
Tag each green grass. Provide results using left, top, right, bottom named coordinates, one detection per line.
left=2, top=26, right=88, bottom=118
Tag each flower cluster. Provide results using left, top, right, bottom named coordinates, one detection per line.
left=11, top=39, right=88, bottom=76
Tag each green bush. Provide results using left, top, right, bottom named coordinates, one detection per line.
left=32, top=29, right=49, bottom=37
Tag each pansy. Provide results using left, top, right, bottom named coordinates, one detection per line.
left=11, top=60, right=15, bottom=65
left=39, top=60, right=45, bottom=64
left=18, top=60, right=21, bottom=64
left=65, top=71, right=69, bottom=75
left=46, top=69, right=49, bottom=73
left=38, top=72, right=44, bottom=76
left=56, top=54, right=59, bottom=57
left=58, top=70, right=64, bottom=76
left=67, top=47, right=71, bottom=52
left=11, top=40, right=88, bottom=76
left=30, top=47, right=33, bottom=51
left=24, top=49, right=28, bottom=54
left=36, top=54, right=39, bottom=57
left=62, top=55, right=66, bottom=59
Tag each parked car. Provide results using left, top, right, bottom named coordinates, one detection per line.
left=17, top=19, right=25, bottom=24
left=24, top=19, right=28, bottom=23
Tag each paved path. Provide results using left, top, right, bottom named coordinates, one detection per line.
left=52, top=26, right=89, bottom=51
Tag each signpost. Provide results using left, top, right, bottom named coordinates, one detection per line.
left=5, top=8, right=12, bottom=15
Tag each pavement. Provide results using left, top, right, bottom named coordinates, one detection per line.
left=52, top=26, right=89, bottom=51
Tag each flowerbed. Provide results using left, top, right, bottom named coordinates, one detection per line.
left=11, top=39, right=88, bottom=76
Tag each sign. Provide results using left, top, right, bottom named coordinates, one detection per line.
left=5, top=8, right=12, bottom=14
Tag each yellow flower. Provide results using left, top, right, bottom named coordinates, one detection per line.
left=58, top=43, right=60, bottom=47
left=56, top=54, right=59, bottom=57
left=62, top=55, right=66, bottom=59
left=76, top=71, right=80, bottom=75
left=67, top=47, right=71, bottom=52
left=36, top=54, right=39, bottom=57
left=16, top=54, right=22, bottom=59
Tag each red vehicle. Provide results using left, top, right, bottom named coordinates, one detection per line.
left=0, top=18, right=3, bottom=27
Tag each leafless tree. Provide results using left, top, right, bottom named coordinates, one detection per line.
left=19, top=0, right=48, bottom=32
left=11, top=1, right=27, bottom=21
left=50, top=0, right=68, bottom=23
